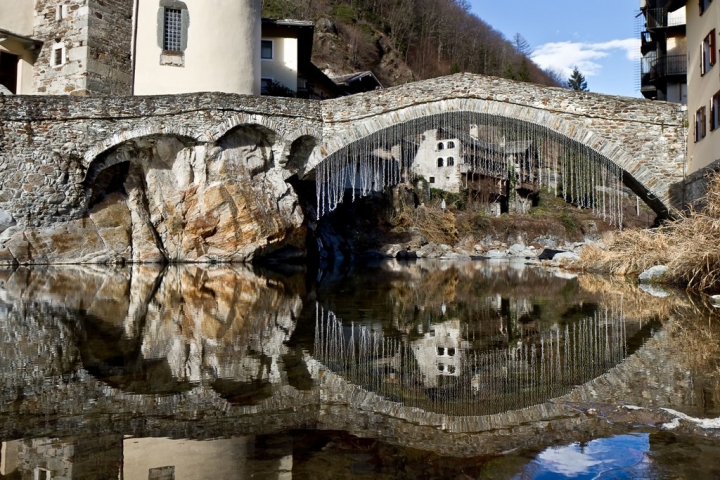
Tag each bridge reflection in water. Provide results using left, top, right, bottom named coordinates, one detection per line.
left=0, top=261, right=713, bottom=478
left=315, top=302, right=633, bottom=417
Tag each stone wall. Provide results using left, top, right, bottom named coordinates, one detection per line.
left=0, top=93, right=321, bottom=264
left=0, top=73, right=690, bottom=264
left=86, top=0, right=134, bottom=95
left=31, top=0, right=134, bottom=96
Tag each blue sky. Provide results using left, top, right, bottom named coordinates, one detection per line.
left=468, top=0, right=641, bottom=98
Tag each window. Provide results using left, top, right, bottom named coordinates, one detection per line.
left=261, top=78, right=273, bottom=94
left=51, top=43, right=65, bottom=67
left=701, top=29, right=716, bottom=75
left=712, top=91, right=720, bottom=131
left=446, top=141, right=455, bottom=149
left=447, top=347, right=455, bottom=356
left=696, top=106, right=707, bottom=142
left=429, top=177, right=435, bottom=183
left=163, top=8, right=182, bottom=51
left=700, top=0, right=712, bottom=15
left=34, top=468, right=52, bottom=480
left=437, top=158, right=444, bottom=167
left=437, top=363, right=445, bottom=371
left=261, top=40, right=273, bottom=60
left=0, top=51, right=19, bottom=93
left=158, top=2, right=188, bottom=66
left=437, top=142, right=444, bottom=150
left=447, top=365, right=456, bottom=374
left=447, top=157, right=455, bottom=167
left=437, top=347, right=445, bottom=355
left=55, top=4, right=66, bottom=20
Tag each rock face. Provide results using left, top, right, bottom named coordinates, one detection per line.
left=0, top=131, right=305, bottom=265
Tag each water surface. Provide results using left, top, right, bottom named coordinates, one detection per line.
left=0, top=260, right=718, bottom=479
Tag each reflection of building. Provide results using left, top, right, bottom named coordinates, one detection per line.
left=1, top=435, right=294, bottom=480
left=411, top=319, right=464, bottom=388
left=639, top=0, right=687, bottom=103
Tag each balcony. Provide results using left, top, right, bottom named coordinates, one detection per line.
left=642, top=54, right=687, bottom=82
left=644, top=7, right=686, bottom=29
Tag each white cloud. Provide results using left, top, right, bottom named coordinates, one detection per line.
left=531, top=38, right=640, bottom=78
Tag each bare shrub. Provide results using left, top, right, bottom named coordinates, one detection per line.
left=580, top=172, right=720, bottom=293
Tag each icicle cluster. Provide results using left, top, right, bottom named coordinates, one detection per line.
left=315, top=111, right=624, bottom=228
left=314, top=303, right=628, bottom=417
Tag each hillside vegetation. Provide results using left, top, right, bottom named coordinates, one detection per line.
left=262, top=0, right=562, bottom=88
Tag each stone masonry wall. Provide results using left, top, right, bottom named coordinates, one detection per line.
left=0, top=73, right=689, bottom=264
left=86, top=0, right=134, bottom=95
left=33, top=0, right=92, bottom=95
left=0, top=93, right=322, bottom=226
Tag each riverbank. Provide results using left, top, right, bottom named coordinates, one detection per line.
left=579, top=173, right=720, bottom=295
left=318, top=185, right=654, bottom=269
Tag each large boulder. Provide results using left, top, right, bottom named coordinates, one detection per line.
left=638, top=265, right=669, bottom=283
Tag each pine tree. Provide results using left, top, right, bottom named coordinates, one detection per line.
left=512, top=33, right=531, bottom=56
left=567, top=67, right=588, bottom=91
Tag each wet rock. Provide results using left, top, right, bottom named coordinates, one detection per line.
left=538, top=248, right=565, bottom=260
left=639, top=265, right=669, bottom=282
left=484, top=249, right=507, bottom=258
left=0, top=210, right=14, bottom=234
left=552, top=251, right=580, bottom=266
left=396, top=249, right=418, bottom=259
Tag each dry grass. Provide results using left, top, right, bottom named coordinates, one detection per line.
left=580, top=172, right=720, bottom=293
left=392, top=204, right=458, bottom=245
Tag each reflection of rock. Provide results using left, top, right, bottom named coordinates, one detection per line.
left=0, top=130, right=306, bottom=265
left=75, top=265, right=303, bottom=394
left=0, top=264, right=303, bottom=397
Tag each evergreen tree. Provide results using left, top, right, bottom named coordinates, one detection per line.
left=512, top=33, right=532, bottom=56
left=567, top=67, right=588, bottom=91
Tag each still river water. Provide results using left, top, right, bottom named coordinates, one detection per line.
left=0, top=259, right=719, bottom=479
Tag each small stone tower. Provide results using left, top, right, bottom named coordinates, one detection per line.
left=32, top=0, right=134, bottom=95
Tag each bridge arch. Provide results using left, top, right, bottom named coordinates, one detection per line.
left=308, top=96, right=679, bottom=220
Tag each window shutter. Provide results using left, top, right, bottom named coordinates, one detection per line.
left=712, top=29, right=717, bottom=65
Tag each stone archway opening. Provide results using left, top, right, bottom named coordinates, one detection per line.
left=310, top=111, right=666, bottom=229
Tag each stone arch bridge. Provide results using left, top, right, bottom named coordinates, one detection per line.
left=0, top=73, right=686, bottom=264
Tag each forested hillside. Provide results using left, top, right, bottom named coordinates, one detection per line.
left=262, top=0, right=563, bottom=88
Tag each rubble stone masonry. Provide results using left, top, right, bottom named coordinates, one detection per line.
left=0, top=73, right=691, bottom=264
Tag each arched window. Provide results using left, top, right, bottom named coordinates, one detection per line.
left=447, top=157, right=455, bottom=166
left=437, top=142, right=444, bottom=150
left=437, top=158, right=444, bottom=167
left=447, top=141, right=455, bottom=149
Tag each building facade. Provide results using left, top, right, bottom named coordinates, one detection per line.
left=639, top=0, right=687, bottom=103
left=0, top=0, right=261, bottom=96
left=668, top=0, right=720, bottom=175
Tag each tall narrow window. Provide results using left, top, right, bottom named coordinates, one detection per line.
left=700, top=0, right=712, bottom=15
left=437, top=158, right=444, bottom=167
left=712, top=91, right=720, bottom=131
left=261, top=40, right=273, bottom=60
left=51, top=43, right=65, bottom=68
left=163, top=8, right=182, bottom=52
left=701, top=29, right=716, bottom=75
left=696, top=106, right=707, bottom=142
left=447, top=157, right=455, bottom=166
